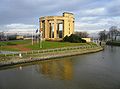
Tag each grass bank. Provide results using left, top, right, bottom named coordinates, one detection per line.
left=0, top=45, right=103, bottom=67
left=106, top=41, right=120, bottom=46
left=0, top=40, right=97, bottom=51
left=0, top=39, right=101, bottom=67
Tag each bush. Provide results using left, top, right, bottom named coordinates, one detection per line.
left=63, top=35, right=69, bottom=42
left=63, top=34, right=86, bottom=43
left=81, top=39, right=86, bottom=43
left=8, top=35, right=16, bottom=40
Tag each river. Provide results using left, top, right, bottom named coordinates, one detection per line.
left=0, top=46, right=120, bottom=89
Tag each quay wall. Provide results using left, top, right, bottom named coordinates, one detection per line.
left=0, top=46, right=103, bottom=67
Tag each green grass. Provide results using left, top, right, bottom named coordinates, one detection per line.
left=0, top=40, right=31, bottom=46
left=26, top=41, right=88, bottom=50
left=0, top=46, right=20, bottom=51
left=0, top=40, right=97, bottom=51
left=0, top=40, right=31, bottom=51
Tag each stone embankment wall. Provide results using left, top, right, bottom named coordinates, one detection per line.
left=0, top=45, right=103, bottom=67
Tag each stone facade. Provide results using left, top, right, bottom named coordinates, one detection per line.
left=39, top=12, right=74, bottom=40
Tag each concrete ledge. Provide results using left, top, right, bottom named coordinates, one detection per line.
left=0, top=47, right=103, bottom=67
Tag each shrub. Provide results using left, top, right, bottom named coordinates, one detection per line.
left=81, top=39, right=86, bottom=43
left=63, top=35, right=69, bottom=42
left=63, top=34, right=86, bottom=43
left=8, top=35, right=16, bottom=40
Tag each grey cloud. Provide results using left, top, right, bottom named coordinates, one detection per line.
left=0, top=0, right=59, bottom=25
left=0, top=0, right=120, bottom=32
left=107, top=4, right=120, bottom=16
left=0, top=0, right=110, bottom=25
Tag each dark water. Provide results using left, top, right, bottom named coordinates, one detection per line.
left=0, top=46, right=120, bottom=89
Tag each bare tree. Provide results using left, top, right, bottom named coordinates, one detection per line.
left=109, top=26, right=119, bottom=41
left=99, top=30, right=107, bottom=41
left=0, top=32, right=5, bottom=41
left=75, top=31, right=89, bottom=38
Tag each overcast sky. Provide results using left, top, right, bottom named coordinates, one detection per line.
left=0, top=0, right=120, bottom=33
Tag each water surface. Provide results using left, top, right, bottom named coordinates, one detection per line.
left=0, top=46, right=120, bottom=89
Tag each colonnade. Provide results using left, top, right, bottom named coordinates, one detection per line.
left=40, top=12, right=74, bottom=40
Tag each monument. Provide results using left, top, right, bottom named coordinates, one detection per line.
left=39, top=12, right=74, bottom=40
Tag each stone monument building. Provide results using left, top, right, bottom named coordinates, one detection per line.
left=39, top=12, right=74, bottom=40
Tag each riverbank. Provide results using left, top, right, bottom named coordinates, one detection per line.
left=0, top=40, right=91, bottom=51
left=106, top=41, right=120, bottom=46
left=0, top=45, right=103, bottom=67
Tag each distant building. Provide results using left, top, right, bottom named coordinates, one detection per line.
left=39, top=12, right=74, bottom=40
left=16, top=35, right=24, bottom=40
left=82, top=38, right=91, bottom=42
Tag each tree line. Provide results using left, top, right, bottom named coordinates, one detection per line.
left=99, top=26, right=120, bottom=41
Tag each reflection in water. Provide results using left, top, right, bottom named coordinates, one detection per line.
left=36, top=58, right=73, bottom=80
left=107, top=45, right=117, bottom=53
left=19, top=66, right=22, bottom=70
left=1, top=46, right=120, bottom=89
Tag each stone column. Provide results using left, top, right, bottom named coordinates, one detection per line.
left=40, top=21, right=42, bottom=31
left=62, top=20, right=64, bottom=38
left=63, top=18, right=69, bottom=37
left=40, top=21, right=43, bottom=38
left=47, top=21, right=50, bottom=38
left=49, top=23, right=52, bottom=38
left=54, top=19, right=57, bottom=38
left=72, top=21, right=74, bottom=34
left=45, top=19, right=48, bottom=38
left=51, top=23, right=53, bottom=38
left=57, top=23, right=59, bottom=38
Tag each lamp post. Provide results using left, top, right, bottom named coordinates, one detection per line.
left=32, top=29, right=34, bottom=45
